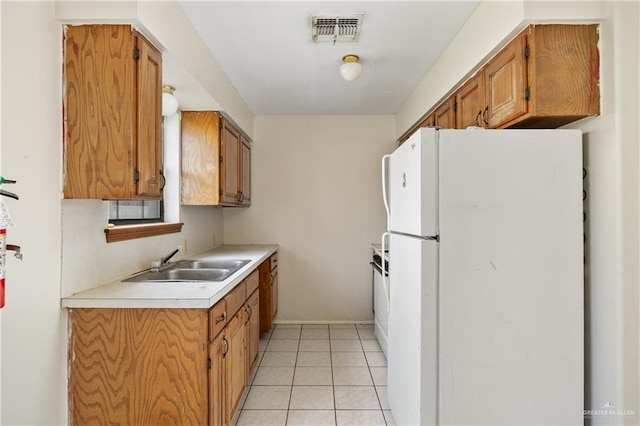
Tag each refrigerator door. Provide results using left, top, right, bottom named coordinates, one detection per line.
left=387, top=233, right=437, bottom=426
left=388, top=128, right=438, bottom=237
left=437, top=129, right=583, bottom=424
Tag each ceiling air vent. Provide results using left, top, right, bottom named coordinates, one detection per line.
left=311, top=14, right=364, bottom=42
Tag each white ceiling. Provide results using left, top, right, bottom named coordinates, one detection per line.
left=177, top=1, right=480, bottom=115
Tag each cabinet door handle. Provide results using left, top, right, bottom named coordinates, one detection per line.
left=215, top=313, right=226, bottom=324
left=475, top=110, right=482, bottom=127
left=159, top=170, right=166, bottom=191
left=237, top=191, right=242, bottom=202
left=482, top=106, right=489, bottom=126
left=247, top=305, right=253, bottom=320
left=222, top=336, right=229, bottom=357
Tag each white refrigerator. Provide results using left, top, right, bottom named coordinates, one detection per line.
left=382, top=128, right=583, bottom=425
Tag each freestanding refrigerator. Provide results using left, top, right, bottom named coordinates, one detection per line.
left=382, top=127, right=583, bottom=425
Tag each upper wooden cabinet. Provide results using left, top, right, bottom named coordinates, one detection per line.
left=484, top=24, right=600, bottom=129
left=484, top=33, right=528, bottom=128
left=418, top=113, right=435, bottom=128
left=455, top=70, right=486, bottom=128
left=181, top=111, right=252, bottom=206
left=63, top=25, right=163, bottom=199
left=434, top=96, right=456, bottom=129
left=399, top=24, right=600, bottom=142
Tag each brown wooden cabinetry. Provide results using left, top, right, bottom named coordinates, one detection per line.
left=208, top=331, right=226, bottom=426
left=398, top=24, right=600, bottom=142
left=246, top=289, right=260, bottom=372
left=181, top=111, right=252, bottom=206
left=69, top=270, right=263, bottom=425
left=484, top=32, right=529, bottom=128
left=434, top=96, right=456, bottom=129
left=68, top=309, right=208, bottom=424
left=63, top=25, right=163, bottom=200
left=455, top=71, right=486, bottom=128
left=259, top=253, right=279, bottom=333
left=224, top=309, right=247, bottom=425
left=482, top=24, right=600, bottom=129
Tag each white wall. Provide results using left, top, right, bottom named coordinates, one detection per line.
left=223, top=115, right=396, bottom=322
left=395, top=0, right=639, bottom=422
left=0, top=2, right=66, bottom=424
left=0, top=0, right=245, bottom=423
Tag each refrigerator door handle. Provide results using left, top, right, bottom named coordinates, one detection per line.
left=381, top=231, right=391, bottom=313
left=382, top=154, right=391, bottom=230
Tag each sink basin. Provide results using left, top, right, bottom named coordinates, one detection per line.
left=181, top=259, right=250, bottom=270
left=124, top=268, right=232, bottom=282
left=123, top=259, right=251, bottom=282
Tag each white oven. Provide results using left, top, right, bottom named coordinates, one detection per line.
left=371, top=245, right=389, bottom=357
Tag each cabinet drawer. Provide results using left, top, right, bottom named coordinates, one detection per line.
left=225, top=281, right=247, bottom=318
left=246, top=269, right=259, bottom=295
left=209, top=299, right=227, bottom=339
left=270, top=253, right=278, bottom=270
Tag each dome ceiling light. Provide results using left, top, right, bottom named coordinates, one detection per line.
left=340, top=54, right=363, bottom=81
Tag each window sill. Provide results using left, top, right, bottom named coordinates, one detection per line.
left=104, top=222, right=184, bottom=243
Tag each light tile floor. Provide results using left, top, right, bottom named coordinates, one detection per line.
left=237, top=323, right=396, bottom=426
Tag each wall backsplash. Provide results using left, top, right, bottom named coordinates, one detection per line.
left=61, top=199, right=223, bottom=297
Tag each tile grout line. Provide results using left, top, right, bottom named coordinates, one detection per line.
left=284, top=325, right=302, bottom=425
left=330, top=325, right=337, bottom=426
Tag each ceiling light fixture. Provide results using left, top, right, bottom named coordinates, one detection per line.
left=162, top=85, right=179, bottom=116
left=339, top=54, right=362, bottom=81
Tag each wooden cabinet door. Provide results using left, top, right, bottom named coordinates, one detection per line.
left=135, top=32, right=163, bottom=198
left=63, top=25, right=162, bottom=200
left=419, top=113, right=435, bottom=128
left=220, top=119, right=241, bottom=205
left=271, top=268, right=278, bottom=321
left=456, top=71, right=486, bottom=129
left=434, top=96, right=456, bottom=129
left=208, top=332, right=226, bottom=426
left=246, top=290, right=260, bottom=372
left=484, top=32, right=528, bottom=128
left=258, top=259, right=273, bottom=333
left=224, top=311, right=246, bottom=424
left=181, top=111, right=221, bottom=205
left=240, top=136, right=252, bottom=206
left=64, top=25, right=136, bottom=199
left=69, top=309, right=208, bottom=425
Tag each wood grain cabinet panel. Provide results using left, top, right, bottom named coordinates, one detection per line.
left=434, top=96, right=456, bottom=129
left=68, top=308, right=208, bottom=425
left=486, top=24, right=600, bottom=128
left=181, top=111, right=252, bottom=206
left=63, top=25, right=162, bottom=199
left=456, top=71, right=486, bottom=128
left=224, top=311, right=247, bottom=425
left=246, top=289, right=260, bottom=372
left=484, top=32, right=529, bottom=128
left=259, top=253, right=279, bottom=334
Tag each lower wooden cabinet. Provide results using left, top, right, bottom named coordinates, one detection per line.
left=68, top=309, right=209, bottom=425
left=259, top=252, right=279, bottom=333
left=209, top=332, right=226, bottom=426
left=68, top=273, right=263, bottom=425
left=246, top=289, right=260, bottom=372
left=224, top=309, right=247, bottom=425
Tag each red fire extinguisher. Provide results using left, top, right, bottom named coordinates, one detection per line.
left=0, top=228, right=6, bottom=308
left=0, top=176, right=19, bottom=308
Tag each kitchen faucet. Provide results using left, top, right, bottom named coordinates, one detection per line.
left=151, top=246, right=182, bottom=272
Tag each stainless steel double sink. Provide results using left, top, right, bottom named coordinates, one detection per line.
left=123, top=259, right=250, bottom=283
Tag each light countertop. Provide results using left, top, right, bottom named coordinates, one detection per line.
left=61, top=244, right=278, bottom=309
